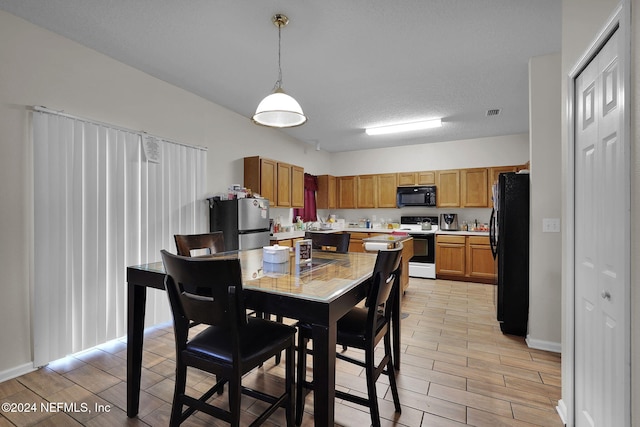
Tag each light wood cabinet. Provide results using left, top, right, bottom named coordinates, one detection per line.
left=436, top=169, right=460, bottom=207
left=399, top=238, right=414, bottom=294
left=337, top=176, right=357, bottom=208
left=435, top=235, right=466, bottom=277
left=317, top=175, right=337, bottom=209
left=244, top=156, right=304, bottom=208
left=466, top=236, right=495, bottom=281
left=291, top=165, right=304, bottom=208
left=348, top=232, right=370, bottom=253
left=461, top=168, right=488, bottom=207
left=357, top=174, right=377, bottom=208
left=377, top=173, right=398, bottom=208
left=436, top=234, right=495, bottom=283
left=244, top=157, right=277, bottom=204
left=277, top=162, right=292, bottom=207
left=397, top=171, right=436, bottom=186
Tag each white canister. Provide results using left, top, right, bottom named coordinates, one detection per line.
left=262, top=245, right=290, bottom=264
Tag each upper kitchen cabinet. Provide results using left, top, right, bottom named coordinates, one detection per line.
left=436, top=169, right=460, bottom=207
left=397, top=171, right=436, bottom=186
left=337, top=176, right=357, bottom=208
left=357, top=175, right=377, bottom=208
left=277, top=162, right=292, bottom=207
left=244, top=156, right=277, bottom=203
left=376, top=173, right=398, bottom=208
left=317, top=175, right=337, bottom=209
left=244, top=156, right=304, bottom=208
left=291, top=165, right=304, bottom=208
left=461, top=168, right=488, bottom=207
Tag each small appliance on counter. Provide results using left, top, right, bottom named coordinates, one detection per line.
left=440, top=213, right=459, bottom=231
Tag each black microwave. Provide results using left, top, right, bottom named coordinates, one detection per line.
left=396, top=186, right=437, bottom=207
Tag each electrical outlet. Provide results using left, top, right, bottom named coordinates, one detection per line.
left=542, top=218, right=561, bottom=233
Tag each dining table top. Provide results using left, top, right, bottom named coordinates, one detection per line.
left=129, top=247, right=379, bottom=303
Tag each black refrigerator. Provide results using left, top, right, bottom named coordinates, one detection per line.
left=208, top=198, right=270, bottom=251
left=489, top=172, right=529, bottom=336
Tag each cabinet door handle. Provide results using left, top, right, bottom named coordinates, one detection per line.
left=601, top=290, right=611, bottom=300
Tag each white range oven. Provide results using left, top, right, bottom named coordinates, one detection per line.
left=400, top=215, right=439, bottom=279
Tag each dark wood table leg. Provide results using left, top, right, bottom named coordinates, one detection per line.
left=311, top=323, right=336, bottom=426
left=127, top=283, right=147, bottom=418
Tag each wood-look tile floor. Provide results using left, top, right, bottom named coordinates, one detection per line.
left=0, top=278, right=563, bottom=426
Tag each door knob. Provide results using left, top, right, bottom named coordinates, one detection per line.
left=601, top=290, right=611, bottom=300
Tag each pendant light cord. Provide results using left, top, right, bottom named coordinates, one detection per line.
left=274, top=22, right=283, bottom=90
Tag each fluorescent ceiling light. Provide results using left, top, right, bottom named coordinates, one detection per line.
left=365, top=118, right=442, bottom=136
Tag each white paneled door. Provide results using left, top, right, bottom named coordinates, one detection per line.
left=574, top=27, right=629, bottom=427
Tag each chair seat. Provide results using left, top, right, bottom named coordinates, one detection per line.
left=186, top=317, right=296, bottom=368
left=297, top=307, right=386, bottom=348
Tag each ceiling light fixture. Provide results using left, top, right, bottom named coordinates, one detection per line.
left=252, top=14, right=307, bottom=128
left=365, top=119, right=442, bottom=136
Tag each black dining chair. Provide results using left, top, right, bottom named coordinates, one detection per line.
left=174, top=232, right=225, bottom=257
left=160, top=250, right=296, bottom=427
left=295, top=246, right=403, bottom=427
left=304, top=231, right=351, bottom=253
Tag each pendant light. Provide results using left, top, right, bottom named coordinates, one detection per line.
left=252, top=14, right=307, bottom=128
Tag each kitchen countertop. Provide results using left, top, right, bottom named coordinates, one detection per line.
left=270, top=227, right=490, bottom=241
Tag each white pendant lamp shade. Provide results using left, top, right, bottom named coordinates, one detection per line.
left=253, top=14, right=307, bottom=128
left=253, top=87, right=307, bottom=128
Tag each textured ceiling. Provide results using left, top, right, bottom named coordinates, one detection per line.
left=0, top=0, right=561, bottom=152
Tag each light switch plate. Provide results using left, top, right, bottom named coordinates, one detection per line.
left=542, top=218, right=561, bottom=233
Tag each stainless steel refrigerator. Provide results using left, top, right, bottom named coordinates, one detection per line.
left=489, top=172, right=529, bottom=336
left=208, top=198, right=270, bottom=251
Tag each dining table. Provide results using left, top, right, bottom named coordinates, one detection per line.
left=126, top=247, right=402, bottom=426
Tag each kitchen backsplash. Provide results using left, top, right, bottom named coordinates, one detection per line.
left=270, top=206, right=492, bottom=228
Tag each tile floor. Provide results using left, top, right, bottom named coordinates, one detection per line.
left=0, top=278, right=563, bottom=426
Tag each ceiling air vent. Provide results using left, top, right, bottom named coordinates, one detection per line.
left=486, top=109, right=501, bottom=117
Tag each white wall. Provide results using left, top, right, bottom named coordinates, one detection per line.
left=0, top=10, right=332, bottom=378
left=528, top=53, right=562, bottom=352
left=329, top=134, right=529, bottom=176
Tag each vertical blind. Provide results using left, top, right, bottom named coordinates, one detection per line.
left=32, top=110, right=207, bottom=367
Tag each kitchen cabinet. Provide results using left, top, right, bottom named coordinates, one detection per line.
left=357, top=175, right=377, bottom=208
left=337, top=176, right=357, bottom=208
left=376, top=173, right=397, bottom=208
left=316, top=175, right=337, bottom=209
left=461, top=168, right=488, bottom=207
left=277, top=162, right=292, bottom=207
left=436, top=169, right=460, bottom=207
left=244, top=156, right=277, bottom=204
left=244, top=156, right=304, bottom=208
left=435, top=235, right=466, bottom=277
left=397, top=171, right=436, bottom=186
left=348, top=232, right=370, bottom=253
left=466, top=236, right=495, bottom=281
left=436, top=234, right=495, bottom=283
left=291, top=165, right=304, bottom=208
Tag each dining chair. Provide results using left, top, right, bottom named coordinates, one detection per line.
left=295, top=246, right=403, bottom=427
left=304, top=231, right=351, bottom=253
left=174, top=231, right=225, bottom=257
left=160, top=250, right=296, bottom=427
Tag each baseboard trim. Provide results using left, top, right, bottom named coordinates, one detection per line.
left=0, top=362, right=35, bottom=383
left=556, top=399, right=568, bottom=425
left=526, top=336, right=561, bottom=353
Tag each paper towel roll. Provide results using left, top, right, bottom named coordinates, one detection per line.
left=363, top=241, right=394, bottom=252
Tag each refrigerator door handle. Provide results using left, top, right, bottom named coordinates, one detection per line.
left=489, top=208, right=497, bottom=259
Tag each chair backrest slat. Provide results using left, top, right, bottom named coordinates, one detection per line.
left=365, top=246, right=403, bottom=309
left=304, top=232, right=351, bottom=253
left=174, top=232, right=225, bottom=257
left=161, top=250, right=244, bottom=329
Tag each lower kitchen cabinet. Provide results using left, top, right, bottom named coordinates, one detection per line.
left=436, top=234, right=495, bottom=283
